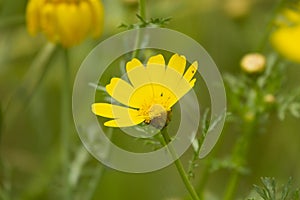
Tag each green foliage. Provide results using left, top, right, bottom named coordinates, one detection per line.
left=119, top=14, right=171, bottom=29
left=225, top=54, right=278, bottom=121
left=188, top=109, right=229, bottom=179
left=277, top=89, right=300, bottom=120
left=224, top=53, right=300, bottom=126
left=2, top=0, right=300, bottom=199
left=249, top=177, right=300, bottom=200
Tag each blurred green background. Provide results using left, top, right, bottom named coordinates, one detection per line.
left=1, top=0, right=300, bottom=199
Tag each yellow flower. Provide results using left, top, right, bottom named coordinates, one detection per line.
left=270, top=5, right=300, bottom=63
left=26, top=0, right=104, bottom=47
left=264, top=94, right=276, bottom=104
left=92, top=54, right=198, bottom=128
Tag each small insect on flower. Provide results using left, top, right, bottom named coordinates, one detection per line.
left=92, top=54, right=198, bottom=129
left=26, top=0, right=104, bottom=47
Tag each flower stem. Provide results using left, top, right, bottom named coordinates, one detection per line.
left=256, top=0, right=285, bottom=52
left=139, top=0, right=146, bottom=19
left=61, top=48, right=71, bottom=200
left=223, top=172, right=239, bottom=200
left=4, top=43, right=56, bottom=131
left=132, top=0, right=147, bottom=59
left=223, top=120, right=256, bottom=200
left=161, top=129, right=201, bottom=200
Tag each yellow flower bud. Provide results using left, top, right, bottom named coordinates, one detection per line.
left=122, top=0, right=138, bottom=6
left=264, top=94, right=276, bottom=104
left=270, top=5, right=300, bottom=63
left=223, top=0, right=253, bottom=19
left=244, top=111, right=255, bottom=122
left=240, top=53, right=266, bottom=73
left=26, top=0, right=104, bottom=47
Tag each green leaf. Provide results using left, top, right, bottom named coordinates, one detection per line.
left=119, top=15, right=172, bottom=30
left=291, top=189, right=299, bottom=200
left=261, top=177, right=276, bottom=200
left=281, top=177, right=291, bottom=200
left=254, top=184, right=269, bottom=199
left=289, top=103, right=300, bottom=118
left=250, top=177, right=300, bottom=200
left=136, top=14, right=147, bottom=24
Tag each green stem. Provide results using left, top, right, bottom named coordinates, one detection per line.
left=223, top=120, right=256, bottom=200
left=197, top=162, right=210, bottom=199
left=86, top=129, right=113, bottom=199
left=0, top=103, right=3, bottom=144
left=139, top=0, right=146, bottom=19
left=132, top=0, right=147, bottom=59
left=4, top=43, right=57, bottom=131
left=61, top=48, right=71, bottom=200
left=256, top=0, right=285, bottom=52
left=223, top=172, right=239, bottom=200
left=161, top=129, right=201, bottom=200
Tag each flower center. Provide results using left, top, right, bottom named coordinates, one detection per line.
left=142, top=104, right=170, bottom=129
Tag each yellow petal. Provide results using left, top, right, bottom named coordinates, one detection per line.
left=171, top=79, right=193, bottom=103
left=126, top=58, right=147, bottom=88
left=147, top=54, right=165, bottom=65
left=189, top=78, right=196, bottom=87
left=168, top=54, right=186, bottom=75
left=129, top=84, right=178, bottom=111
left=104, top=117, right=145, bottom=127
left=183, top=61, right=198, bottom=82
left=126, top=58, right=143, bottom=71
left=89, top=0, right=104, bottom=38
left=91, top=103, right=140, bottom=119
left=158, top=54, right=187, bottom=94
left=77, top=1, right=92, bottom=42
left=106, top=78, right=135, bottom=107
left=56, top=3, right=80, bottom=47
left=26, top=0, right=43, bottom=35
left=129, top=84, right=154, bottom=108
left=161, top=66, right=183, bottom=95
left=271, top=26, right=300, bottom=63
left=152, top=84, right=178, bottom=108
left=40, top=3, right=58, bottom=43
left=146, top=54, right=166, bottom=83
left=166, top=61, right=197, bottom=102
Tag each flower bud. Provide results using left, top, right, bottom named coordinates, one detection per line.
left=264, top=94, right=276, bottom=104
left=240, top=53, right=266, bottom=73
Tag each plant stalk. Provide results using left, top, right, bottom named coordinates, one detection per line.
left=223, top=120, right=256, bottom=200
left=61, top=48, right=72, bottom=200
left=257, top=0, right=285, bottom=52
left=132, top=0, right=147, bottom=59
left=139, top=0, right=146, bottom=19
left=161, top=129, right=201, bottom=200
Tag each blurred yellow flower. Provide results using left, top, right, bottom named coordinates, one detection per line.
left=264, top=94, right=276, bottom=104
left=26, top=0, right=104, bottom=47
left=92, top=54, right=198, bottom=128
left=223, top=0, right=253, bottom=19
left=240, top=53, right=266, bottom=73
left=270, top=5, right=300, bottom=63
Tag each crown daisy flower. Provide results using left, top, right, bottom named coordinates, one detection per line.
left=26, top=0, right=104, bottom=47
left=92, top=54, right=198, bottom=129
left=270, top=4, right=300, bottom=63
